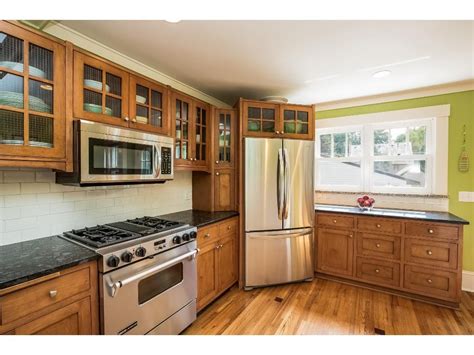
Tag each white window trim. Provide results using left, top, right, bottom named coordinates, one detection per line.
left=315, top=104, right=450, bottom=196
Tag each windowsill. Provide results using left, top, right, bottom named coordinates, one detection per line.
left=315, top=190, right=448, bottom=199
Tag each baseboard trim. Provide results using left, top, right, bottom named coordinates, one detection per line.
left=462, top=270, right=474, bottom=292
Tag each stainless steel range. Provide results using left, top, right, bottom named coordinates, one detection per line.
left=61, top=216, right=198, bottom=335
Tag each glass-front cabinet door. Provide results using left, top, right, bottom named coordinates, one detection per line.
left=73, top=51, right=129, bottom=127
left=243, top=101, right=279, bottom=137
left=129, top=74, right=169, bottom=135
left=281, top=104, right=314, bottom=140
left=0, top=22, right=65, bottom=159
left=172, top=92, right=192, bottom=167
left=193, top=101, right=209, bottom=168
left=215, top=109, right=235, bottom=168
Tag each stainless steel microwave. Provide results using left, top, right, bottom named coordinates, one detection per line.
left=57, top=120, right=173, bottom=186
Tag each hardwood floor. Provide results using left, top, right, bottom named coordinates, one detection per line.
left=184, top=278, right=474, bottom=335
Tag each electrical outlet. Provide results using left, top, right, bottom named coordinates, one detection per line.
left=185, top=191, right=192, bottom=200
left=459, top=191, right=474, bottom=202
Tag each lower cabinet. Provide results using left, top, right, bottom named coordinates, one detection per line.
left=316, top=227, right=354, bottom=277
left=0, top=261, right=99, bottom=335
left=196, top=217, right=238, bottom=311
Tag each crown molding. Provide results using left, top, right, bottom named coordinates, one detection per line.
left=38, top=21, right=231, bottom=109
left=315, top=80, right=474, bottom=112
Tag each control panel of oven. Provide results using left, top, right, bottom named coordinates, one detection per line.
left=161, top=147, right=172, bottom=175
left=101, top=227, right=197, bottom=273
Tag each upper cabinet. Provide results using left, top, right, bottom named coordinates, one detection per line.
left=241, top=99, right=314, bottom=140
left=0, top=21, right=67, bottom=169
left=215, top=108, right=236, bottom=168
left=73, top=51, right=129, bottom=127
left=171, top=90, right=209, bottom=171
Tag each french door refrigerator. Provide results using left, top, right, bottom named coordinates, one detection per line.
left=245, top=137, right=314, bottom=289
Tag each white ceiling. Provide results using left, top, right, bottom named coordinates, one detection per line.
left=60, top=20, right=474, bottom=105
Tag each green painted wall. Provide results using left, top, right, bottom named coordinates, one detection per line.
left=316, top=90, right=474, bottom=271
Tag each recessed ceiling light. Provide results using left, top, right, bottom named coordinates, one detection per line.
left=372, top=70, right=392, bottom=78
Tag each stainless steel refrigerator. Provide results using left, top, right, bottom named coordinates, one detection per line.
left=244, top=137, right=314, bottom=289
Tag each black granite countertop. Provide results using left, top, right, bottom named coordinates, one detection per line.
left=0, top=236, right=99, bottom=290
left=315, top=204, right=469, bottom=225
left=159, top=209, right=239, bottom=228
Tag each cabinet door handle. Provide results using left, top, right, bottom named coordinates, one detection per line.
left=427, top=250, right=433, bottom=256
left=428, top=229, right=434, bottom=234
left=215, top=172, right=220, bottom=176
left=49, top=290, right=58, bottom=298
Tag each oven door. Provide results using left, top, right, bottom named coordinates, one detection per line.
left=100, top=243, right=198, bottom=335
left=80, top=124, right=172, bottom=184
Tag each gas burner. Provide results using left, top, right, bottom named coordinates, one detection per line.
left=126, top=216, right=182, bottom=230
left=65, top=225, right=140, bottom=248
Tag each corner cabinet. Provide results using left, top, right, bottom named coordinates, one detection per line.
left=172, top=90, right=210, bottom=171
left=241, top=99, right=314, bottom=140
left=0, top=21, right=67, bottom=170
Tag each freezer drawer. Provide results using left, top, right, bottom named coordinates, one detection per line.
left=245, top=228, right=314, bottom=288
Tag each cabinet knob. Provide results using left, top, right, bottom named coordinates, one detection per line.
left=132, top=118, right=137, bottom=123
left=428, top=229, right=434, bottom=234
left=348, top=233, right=353, bottom=238
left=124, top=116, right=130, bottom=122
left=216, top=172, right=220, bottom=176
left=215, top=160, right=219, bottom=164
left=204, top=233, right=210, bottom=238
left=427, top=279, right=433, bottom=284
left=376, top=243, right=381, bottom=248
left=375, top=269, right=380, bottom=273
left=333, top=219, right=337, bottom=224
left=427, top=250, right=433, bottom=255
left=49, top=290, right=58, bottom=298
left=376, top=224, right=381, bottom=228
left=227, top=226, right=231, bottom=230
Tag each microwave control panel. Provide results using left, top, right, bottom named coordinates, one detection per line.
left=161, top=147, right=172, bottom=174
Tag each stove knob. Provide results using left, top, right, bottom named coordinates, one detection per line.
left=189, top=231, right=197, bottom=239
left=135, top=247, right=147, bottom=257
left=172, top=235, right=182, bottom=244
left=182, top=233, right=190, bottom=241
left=107, top=255, right=120, bottom=268
left=121, top=251, right=133, bottom=263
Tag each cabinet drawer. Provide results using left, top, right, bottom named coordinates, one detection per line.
left=404, top=265, right=458, bottom=301
left=218, top=218, right=238, bottom=237
left=404, top=238, right=458, bottom=270
left=0, top=267, right=91, bottom=325
left=405, top=222, right=459, bottom=240
left=357, top=217, right=402, bottom=234
left=356, top=233, right=401, bottom=260
left=197, top=224, right=219, bottom=247
left=356, top=257, right=400, bottom=287
left=317, top=214, right=354, bottom=229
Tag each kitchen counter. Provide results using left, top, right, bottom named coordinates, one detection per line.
left=159, top=209, right=239, bottom=228
left=315, top=204, right=469, bottom=225
left=0, top=236, right=99, bottom=290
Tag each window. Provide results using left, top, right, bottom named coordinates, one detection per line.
left=316, top=119, right=433, bottom=194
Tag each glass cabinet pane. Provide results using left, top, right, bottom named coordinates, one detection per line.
left=248, top=107, right=260, bottom=119
left=218, top=112, right=232, bottom=163
left=0, top=73, right=23, bottom=109
left=0, top=32, right=24, bottom=72
left=29, top=114, right=53, bottom=147
left=0, top=109, right=24, bottom=144
left=297, top=111, right=308, bottom=122
left=29, top=79, right=53, bottom=113
left=106, top=96, right=121, bottom=117
left=136, top=105, right=148, bottom=123
left=151, top=90, right=162, bottom=108
left=84, top=65, right=103, bottom=90
left=136, top=84, right=148, bottom=105
left=151, top=108, right=161, bottom=127
left=283, top=109, right=309, bottom=134
left=106, top=72, right=121, bottom=96
left=84, top=89, right=102, bottom=114
left=29, top=43, right=53, bottom=80
left=262, top=108, right=275, bottom=120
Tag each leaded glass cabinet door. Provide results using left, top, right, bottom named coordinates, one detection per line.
left=73, top=51, right=129, bottom=127
left=281, top=104, right=314, bottom=140
left=172, top=92, right=193, bottom=167
left=0, top=21, right=66, bottom=160
left=215, top=109, right=236, bottom=168
left=243, top=101, right=279, bottom=138
left=193, top=101, right=209, bottom=168
left=129, top=74, right=169, bottom=135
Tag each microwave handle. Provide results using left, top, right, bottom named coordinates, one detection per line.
left=154, top=145, right=162, bottom=178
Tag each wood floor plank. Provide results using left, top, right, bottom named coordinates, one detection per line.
left=184, top=278, right=474, bottom=335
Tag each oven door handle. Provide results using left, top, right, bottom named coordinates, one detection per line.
left=106, top=248, right=199, bottom=298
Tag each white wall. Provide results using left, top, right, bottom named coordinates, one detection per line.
left=0, top=168, right=192, bottom=246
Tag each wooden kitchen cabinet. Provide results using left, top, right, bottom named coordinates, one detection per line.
left=214, top=108, right=236, bottom=168
left=196, top=217, right=238, bottom=311
left=214, top=169, right=236, bottom=211
left=240, top=99, right=314, bottom=140
left=315, top=211, right=466, bottom=308
left=0, top=261, right=99, bottom=335
left=0, top=21, right=67, bottom=170
left=73, top=50, right=129, bottom=127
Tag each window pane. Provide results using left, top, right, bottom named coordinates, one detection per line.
left=374, top=127, right=410, bottom=156
left=333, top=133, right=346, bottom=157
left=373, top=160, right=426, bottom=187
left=320, top=134, right=331, bottom=157
left=409, top=126, right=426, bottom=154
left=318, top=160, right=362, bottom=187
left=348, top=132, right=361, bottom=157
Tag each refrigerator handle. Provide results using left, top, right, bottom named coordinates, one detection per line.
left=277, top=148, right=284, bottom=220
left=283, top=148, right=290, bottom=219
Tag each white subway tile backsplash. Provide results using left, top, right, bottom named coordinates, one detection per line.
left=0, top=168, right=192, bottom=246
